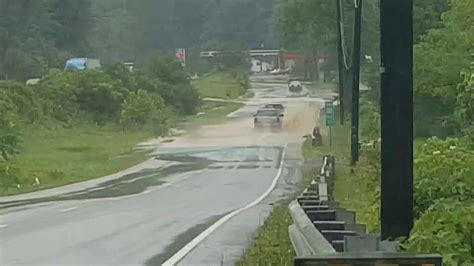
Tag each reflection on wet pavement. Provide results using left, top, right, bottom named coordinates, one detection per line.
left=144, top=213, right=227, bottom=266
left=0, top=146, right=282, bottom=211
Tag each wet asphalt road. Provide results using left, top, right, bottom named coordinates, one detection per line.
left=0, top=75, right=330, bottom=265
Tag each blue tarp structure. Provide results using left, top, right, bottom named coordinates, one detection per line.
left=64, top=58, right=87, bottom=70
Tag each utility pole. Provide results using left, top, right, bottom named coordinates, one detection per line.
left=380, top=0, right=414, bottom=240
left=350, top=0, right=362, bottom=166
left=336, top=0, right=345, bottom=125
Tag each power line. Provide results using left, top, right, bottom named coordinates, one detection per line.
left=354, top=0, right=361, bottom=8
left=336, top=0, right=345, bottom=125
left=338, top=0, right=352, bottom=70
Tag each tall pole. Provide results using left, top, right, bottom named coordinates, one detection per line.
left=336, top=0, right=345, bottom=125
left=380, top=0, right=414, bottom=240
left=350, top=0, right=362, bottom=166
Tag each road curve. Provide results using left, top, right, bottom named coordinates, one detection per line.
left=0, top=75, right=325, bottom=265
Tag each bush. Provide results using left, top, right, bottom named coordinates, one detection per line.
left=0, top=81, right=44, bottom=124
left=0, top=92, right=22, bottom=161
left=406, top=200, right=474, bottom=266
left=74, top=73, right=128, bottom=124
left=360, top=103, right=380, bottom=140
left=147, top=52, right=201, bottom=114
left=38, top=71, right=129, bottom=124
left=232, top=70, right=250, bottom=95
left=414, top=137, right=474, bottom=216
left=120, top=90, right=168, bottom=134
left=212, top=43, right=250, bottom=70
left=0, top=162, right=22, bottom=191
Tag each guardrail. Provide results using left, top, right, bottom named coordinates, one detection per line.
left=288, top=155, right=443, bottom=265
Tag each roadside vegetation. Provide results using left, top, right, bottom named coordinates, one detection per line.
left=180, top=101, right=243, bottom=131
left=3, top=127, right=151, bottom=195
left=192, top=71, right=249, bottom=99
left=240, top=0, right=473, bottom=261
left=0, top=50, right=250, bottom=196
left=1, top=0, right=265, bottom=196
left=0, top=52, right=197, bottom=195
left=237, top=204, right=295, bottom=266
left=324, top=118, right=474, bottom=266
left=250, top=1, right=472, bottom=265
left=237, top=139, right=321, bottom=265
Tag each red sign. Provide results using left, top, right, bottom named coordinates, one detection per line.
left=175, top=48, right=186, bottom=66
left=317, top=53, right=327, bottom=66
left=283, top=53, right=303, bottom=61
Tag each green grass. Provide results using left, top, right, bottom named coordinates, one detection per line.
left=238, top=119, right=375, bottom=265
left=306, top=82, right=337, bottom=93
left=192, top=71, right=244, bottom=99
left=237, top=203, right=296, bottom=266
left=305, top=123, right=429, bottom=233
left=2, top=102, right=243, bottom=196
left=238, top=104, right=434, bottom=263
left=179, top=101, right=243, bottom=130
left=1, top=127, right=153, bottom=196
left=237, top=140, right=331, bottom=265
left=237, top=139, right=331, bottom=265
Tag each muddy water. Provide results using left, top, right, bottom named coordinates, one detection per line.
left=0, top=78, right=326, bottom=212
left=159, top=98, right=321, bottom=150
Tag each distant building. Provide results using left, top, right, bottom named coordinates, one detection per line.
left=283, top=53, right=304, bottom=70
left=251, top=59, right=272, bottom=73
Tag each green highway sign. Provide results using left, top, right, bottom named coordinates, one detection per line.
left=325, top=102, right=335, bottom=127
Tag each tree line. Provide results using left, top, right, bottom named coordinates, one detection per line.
left=277, top=0, right=472, bottom=138
left=277, top=0, right=473, bottom=264
left=0, top=0, right=278, bottom=81
left=0, top=0, right=263, bottom=191
left=0, top=51, right=199, bottom=155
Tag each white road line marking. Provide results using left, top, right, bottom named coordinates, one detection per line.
left=59, top=207, right=77, bottom=213
left=0, top=224, right=8, bottom=229
left=163, top=144, right=288, bottom=266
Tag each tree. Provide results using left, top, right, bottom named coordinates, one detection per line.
left=201, top=0, right=277, bottom=48
left=413, top=0, right=474, bottom=137
left=49, top=0, right=93, bottom=55
left=0, top=0, right=93, bottom=80
left=413, top=0, right=450, bottom=42
left=147, top=52, right=201, bottom=114
left=120, top=90, right=167, bottom=134
left=455, top=63, right=474, bottom=133
left=0, top=85, right=22, bottom=161
left=88, top=0, right=140, bottom=65
left=212, top=43, right=250, bottom=70
left=277, top=0, right=379, bottom=110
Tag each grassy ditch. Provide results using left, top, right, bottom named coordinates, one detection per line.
left=1, top=126, right=152, bottom=196
left=305, top=82, right=337, bottom=94
left=2, top=75, right=246, bottom=196
left=237, top=204, right=296, bottom=266
left=179, top=101, right=243, bottom=130
left=192, top=71, right=248, bottom=99
left=1, top=101, right=244, bottom=197
left=237, top=116, right=377, bottom=265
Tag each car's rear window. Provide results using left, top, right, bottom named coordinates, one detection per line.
left=265, top=104, right=283, bottom=109
left=257, top=110, right=278, bottom=116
